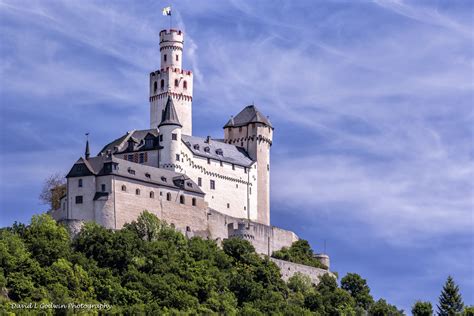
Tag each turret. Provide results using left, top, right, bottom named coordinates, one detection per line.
left=159, top=96, right=182, bottom=171
left=223, top=105, right=273, bottom=225
left=150, top=29, right=193, bottom=135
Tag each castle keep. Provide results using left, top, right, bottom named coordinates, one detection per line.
left=50, top=28, right=330, bottom=272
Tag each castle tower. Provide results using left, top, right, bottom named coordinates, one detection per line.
left=223, top=105, right=273, bottom=225
left=150, top=29, right=193, bottom=135
left=158, top=96, right=182, bottom=171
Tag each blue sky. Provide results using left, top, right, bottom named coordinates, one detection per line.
left=0, top=0, right=472, bottom=311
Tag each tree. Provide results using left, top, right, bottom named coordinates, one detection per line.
left=463, top=306, right=474, bottom=316
left=39, top=173, right=66, bottom=210
left=412, top=301, right=433, bottom=316
left=272, top=239, right=326, bottom=269
left=437, top=276, right=464, bottom=316
left=341, top=273, right=374, bottom=310
left=369, top=299, right=404, bottom=316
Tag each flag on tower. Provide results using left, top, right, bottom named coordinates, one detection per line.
left=162, top=6, right=172, bottom=16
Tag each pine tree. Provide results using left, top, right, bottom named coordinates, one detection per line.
left=437, top=276, right=464, bottom=316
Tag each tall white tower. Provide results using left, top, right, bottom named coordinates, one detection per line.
left=150, top=29, right=193, bottom=135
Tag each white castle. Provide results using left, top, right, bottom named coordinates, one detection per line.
left=50, top=28, right=330, bottom=273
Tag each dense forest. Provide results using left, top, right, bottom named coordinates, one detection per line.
left=0, top=211, right=471, bottom=315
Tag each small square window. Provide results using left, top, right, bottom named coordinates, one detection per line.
left=176, top=154, right=180, bottom=161
left=207, top=158, right=210, bottom=164
left=159, top=135, right=163, bottom=142
left=198, top=177, right=202, bottom=187
left=101, top=184, right=106, bottom=192
left=232, top=164, right=235, bottom=170
left=210, top=180, right=215, bottom=190
left=172, top=133, right=177, bottom=141
left=78, top=179, right=83, bottom=187
left=75, top=196, right=83, bottom=204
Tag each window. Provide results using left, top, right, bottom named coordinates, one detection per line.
left=176, top=54, right=179, bottom=61
left=146, top=139, right=153, bottom=147
left=159, top=134, right=163, bottom=142
left=204, top=146, right=210, bottom=153
left=164, top=54, right=167, bottom=62
left=161, top=176, right=167, bottom=182
left=267, top=164, right=269, bottom=171
left=145, top=172, right=151, bottom=178
left=198, top=177, right=202, bottom=187
left=121, top=185, right=126, bottom=192
left=172, top=133, right=177, bottom=141
left=232, top=164, right=235, bottom=170
left=210, top=180, right=215, bottom=190
left=166, top=192, right=171, bottom=201
left=183, top=81, right=187, bottom=89
left=136, top=189, right=140, bottom=195
left=76, top=165, right=84, bottom=172
left=160, top=79, right=165, bottom=90
left=220, top=161, right=223, bottom=167
left=101, top=184, right=106, bottom=192
left=139, top=153, right=145, bottom=163
left=227, top=203, right=230, bottom=209
left=150, top=191, right=154, bottom=198
left=193, top=144, right=199, bottom=150
left=236, top=184, right=238, bottom=188
left=186, top=182, right=192, bottom=188
left=127, top=154, right=133, bottom=161
left=128, top=168, right=135, bottom=175
left=78, top=179, right=83, bottom=187
left=192, top=198, right=196, bottom=206
left=239, top=127, right=242, bottom=132
left=153, top=81, right=157, bottom=93
left=244, top=167, right=247, bottom=174
left=75, top=196, right=83, bottom=204
left=175, top=79, right=179, bottom=87
left=180, top=195, right=185, bottom=204
left=176, top=154, right=180, bottom=161
left=160, top=191, right=163, bottom=196
left=207, top=158, right=210, bottom=164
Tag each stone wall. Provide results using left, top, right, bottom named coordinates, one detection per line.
left=270, top=258, right=334, bottom=285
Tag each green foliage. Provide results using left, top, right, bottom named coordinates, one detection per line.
left=463, top=306, right=474, bottom=316
left=437, top=276, right=464, bottom=316
left=0, top=212, right=405, bottom=315
left=341, top=273, right=374, bottom=310
left=412, top=300, right=433, bottom=316
left=272, top=239, right=327, bottom=269
left=369, top=299, right=405, bottom=316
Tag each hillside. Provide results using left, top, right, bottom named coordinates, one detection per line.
left=0, top=211, right=404, bottom=315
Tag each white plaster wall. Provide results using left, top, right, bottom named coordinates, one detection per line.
left=159, top=126, right=182, bottom=168
left=177, top=145, right=258, bottom=221
left=67, top=176, right=95, bottom=221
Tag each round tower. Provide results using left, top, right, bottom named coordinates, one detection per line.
left=150, top=29, right=193, bottom=135
left=314, top=253, right=330, bottom=270
left=158, top=96, right=182, bottom=171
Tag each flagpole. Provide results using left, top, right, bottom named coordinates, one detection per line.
left=169, top=5, right=172, bottom=30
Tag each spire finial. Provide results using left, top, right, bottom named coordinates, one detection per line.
left=85, top=132, right=90, bottom=159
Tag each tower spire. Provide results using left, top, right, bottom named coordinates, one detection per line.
left=85, top=133, right=90, bottom=159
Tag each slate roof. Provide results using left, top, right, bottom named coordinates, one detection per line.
left=159, top=97, right=182, bottom=127
left=223, top=105, right=273, bottom=129
left=66, top=155, right=204, bottom=195
left=98, top=129, right=160, bottom=155
left=182, top=135, right=254, bottom=167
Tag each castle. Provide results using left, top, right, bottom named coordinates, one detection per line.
left=50, top=28, right=330, bottom=272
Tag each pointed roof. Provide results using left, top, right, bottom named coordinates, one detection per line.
left=85, top=140, right=90, bottom=159
left=223, top=105, right=273, bottom=129
left=159, top=96, right=182, bottom=128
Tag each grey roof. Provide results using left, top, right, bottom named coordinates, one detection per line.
left=98, top=129, right=160, bottom=155
left=66, top=155, right=204, bottom=195
left=159, top=97, right=182, bottom=127
left=224, top=105, right=273, bottom=129
left=182, top=134, right=254, bottom=167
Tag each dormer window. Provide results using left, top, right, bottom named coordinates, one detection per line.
left=204, top=146, right=210, bottom=153
left=193, top=144, right=200, bottom=151
left=127, top=140, right=134, bottom=151
left=145, top=138, right=153, bottom=147
left=216, top=149, right=223, bottom=156
left=128, top=168, right=135, bottom=175
left=145, top=172, right=151, bottom=178
left=186, top=182, right=192, bottom=188
left=161, top=176, right=167, bottom=182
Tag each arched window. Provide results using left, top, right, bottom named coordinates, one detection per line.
left=153, top=81, right=157, bottom=93
left=136, top=188, right=140, bottom=195
left=166, top=192, right=171, bottom=201
left=180, top=195, right=185, bottom=204
left=192, top=198, right=196, bottom=206
left=183, top=80, right=187, bottom=89
left=160, top=79, right=164, bottom=90
left=174, top=79, right=179, bottom=87
left=121, top=185, right=126, bottom=192
left=78, top=179, right=83, bottom=188
left=176, top=54, right=179, bottom=61
left=149, top=191, right=154, bottom=198
left=164, top=54, right=167, bottom=62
